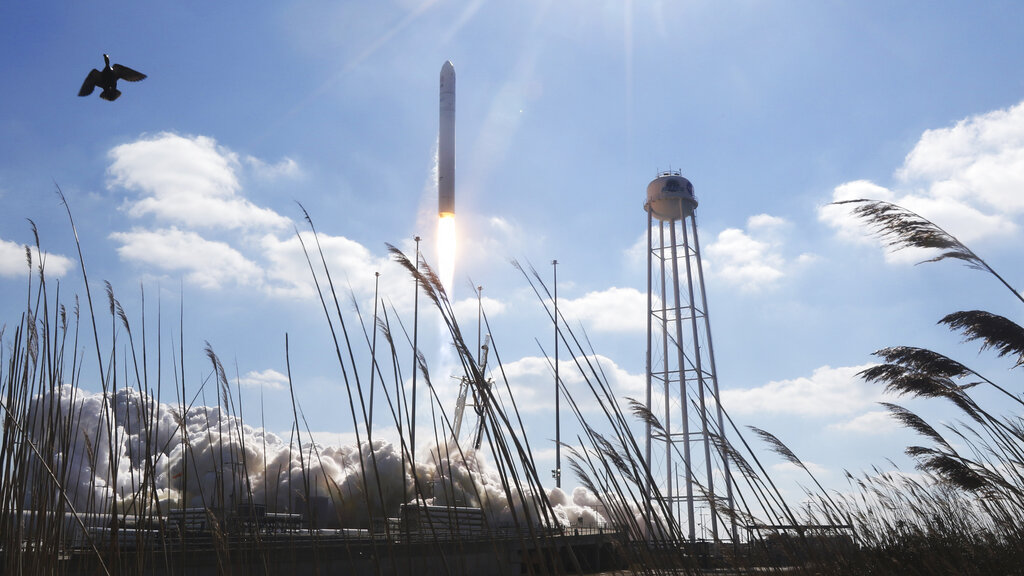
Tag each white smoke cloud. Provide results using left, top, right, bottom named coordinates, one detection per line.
left=23, top=386, right=608, bottom=530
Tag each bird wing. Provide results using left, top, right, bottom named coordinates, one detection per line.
left=78, top=69, right=102, bottom=96
left=112, top=64, right=147, bottom=82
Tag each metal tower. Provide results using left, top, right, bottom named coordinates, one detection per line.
left=643, top=171, right=736, bottom=542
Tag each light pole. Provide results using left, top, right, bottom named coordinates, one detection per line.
left=477, top=285, right=483, bottom=364
left=553, top=259, right=561, bottom=488
left=411, top=236, right=420, bottom=457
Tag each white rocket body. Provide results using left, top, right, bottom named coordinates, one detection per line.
left=439, top=61, right=455, bottom=216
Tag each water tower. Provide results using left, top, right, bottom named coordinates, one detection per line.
left=644, top=171, right=736, bottom=542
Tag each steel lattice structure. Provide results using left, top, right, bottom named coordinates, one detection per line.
left=644, top=171, right=737, bottom=542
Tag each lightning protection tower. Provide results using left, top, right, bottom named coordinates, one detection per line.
left=644, top=170, right=736, bottom=542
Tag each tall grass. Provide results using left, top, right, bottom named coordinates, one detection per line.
left=6, top=194, right=1022, bottom=575
left=1, top=200, right=655, bottom=575
left=731, top=200, right=1024, bottom=575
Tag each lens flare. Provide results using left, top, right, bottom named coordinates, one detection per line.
left=438, top=213, right=456, bottom=295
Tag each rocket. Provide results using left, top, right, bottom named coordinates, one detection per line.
left=438, top=61, right=455, bottom=216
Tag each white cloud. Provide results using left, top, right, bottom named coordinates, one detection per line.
left=452, top=295, right=507, bottom=325
left=580, top=355, right=646, bottom=396
left=258, top=231, right=419, bottom=314
left=623, top=230, right=648, bottom=268
left=238, top=368, right=289, bottom=390
left=108, top=132, right=292, bottom=231
left=721, top=363, right=883, bottom=418
left=819, top=180, right=1011, bottom=261
left=245, top=155, right=300, bottom=179
left=822, top=100, right=1024, bottom=251
left=0, top=240, right=31, bottom=278
left=260, top=232, right=388, bottom=299
left=495, top=356, right=551, bottom=413
left=705, top=214, right=790, bottom=292
left=560, top=287, right=647, bottom=333
left=105, top=133, right=400, bottom=305
left=110, top=227, right=263, bottom=290
left=628, top=213, right=809, bottom=293
left=828, top=410, right=898, bottom=435
left=899, top=102, right=1024, bottom=210
left=747, top=213, right=787, bottom=232
left=795, top=253, right=819, bottom=266
left=771, top=460, right=829, bottom=478
left=817, top=180, right=895, bottom=245
left=0, top=238, right=74, bottom=279
left=821, top=185, right=1014, bottom=265
left=499, top=354, right=645, bottom=413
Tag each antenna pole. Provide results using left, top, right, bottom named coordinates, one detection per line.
left=477, top=285, right=483, bottom=365
left=553, top=259, right=561, bottom=488
left=411, top=236, right=421, bottom=458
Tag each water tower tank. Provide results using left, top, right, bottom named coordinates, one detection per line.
left=645, top=172, right=697, bottom=221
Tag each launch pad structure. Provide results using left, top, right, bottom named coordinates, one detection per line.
left=643, top=171, right=737, bottom=542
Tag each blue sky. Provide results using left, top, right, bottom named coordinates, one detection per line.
left=3, top=0, right=1024, bottom=506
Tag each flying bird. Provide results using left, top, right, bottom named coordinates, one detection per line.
left=78, top=54, right=146, bottom=101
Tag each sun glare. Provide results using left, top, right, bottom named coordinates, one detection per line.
left=438, top=213, right=456, bottom=296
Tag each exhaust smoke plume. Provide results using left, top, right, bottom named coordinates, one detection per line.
left=23, top=386, right=607, bottom=530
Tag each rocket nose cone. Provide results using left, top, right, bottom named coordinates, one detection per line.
left=440, top=60, right=456, bottom=94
